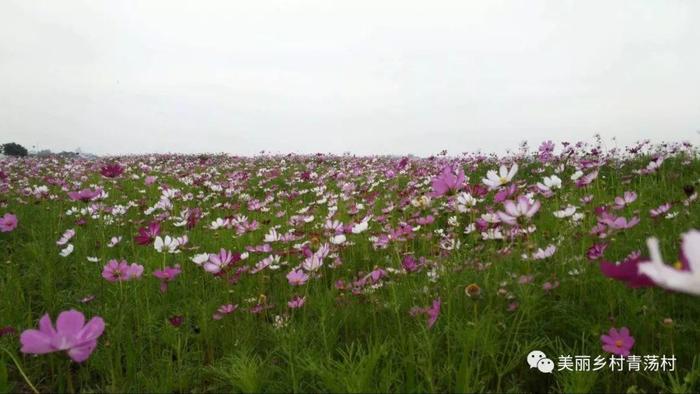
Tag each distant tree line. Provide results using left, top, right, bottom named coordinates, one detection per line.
left=1, top=143, right=96, bottom=159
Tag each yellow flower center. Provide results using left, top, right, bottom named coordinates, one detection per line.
left=673, top=260, right=683, bottom=270
left=615, top=340, right=623, bottom=348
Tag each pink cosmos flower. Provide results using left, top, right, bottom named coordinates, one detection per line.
left=67, top=188, right=101, bottom=202
left=532, top=245, right=556, bottom=260
left=410, top=298, right=441, bottom=329
left=518, top=275, right=534, bottom=284
left=497, top=196, right=541, bottom=225
left=575, top=170, right=599, bottom=188
left=580, top=194, right=594, bottom=204
left=431, top=165, right=466, bottom=197
left=650, top=203, right=671, bottom=218
left=101, top=259, right=144, bottom=282
left=134, top=222, right=161, bottom=245
left=542, top=281, right=559, bottom=292
left=213, top=304, right=238, bottom=320
left=286, top=269, right=309, bottom=286
left=20, top=310, right=105, bottom=362
left=601, top=327, right=635, bottom=357
left=204, top=248, right=238, bottom=274
left=56, top=229, right=75, bottom=245
left=600, top=214, right=640, bottom=230
left=153, top=265, right=182, bottom=292
left=425, top=298, right=441, bottom=328
left=287, top=295, right=306, bottom=309
left=365, top=267, right=388, bottom=284
left=494, top=184, right=517, bottom=203
left=416, top=215, right=435, bottom=225
left=0, top=213, right=18, bottom=232
left=613, top=191, right=637, bottom=209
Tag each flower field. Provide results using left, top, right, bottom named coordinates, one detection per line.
left=1, top=139, right=699, bottom=392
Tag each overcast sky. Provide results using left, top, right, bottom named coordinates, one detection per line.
left=1, top=1, right=699, bottom=156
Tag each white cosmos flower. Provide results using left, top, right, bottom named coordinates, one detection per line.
left=456, top=192, right=478, bottom=212
left=351, top=220, right=369, bottom=234
left=87, top=256, right=100, bottom=262
left=154, top=235, right=181, bottom=253
left=448, top=216, right=459, bottom=227
left=481, top=212, right=501, bottom=224
left=553, top=205, right=577, bottom=218
left=59, top=244, right=74, bottom=257
left=570, top=170, right=584, bottom=181
left=107, top=236, right=122, bottom=247
left=330, top=234, right=347, bottom=245
left=264, top=228, right=282, bottom=243
left=537, top=175, right=562, bottom=192
left=532, top=245, right=557, bottom=260
left=481, top=229, right=504, bottom=240
left=209, top=218, right=229, bottom=230
left=572, top=213, right=585, bottom=222
left=411, top=195, right=431, bottom=209
left=191, top=253, right=210, bottom=266
left=638, top=230, right=700, bottom=296
left=482, top=164, right=518, bottom=190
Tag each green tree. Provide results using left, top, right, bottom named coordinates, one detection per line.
left=2, top=142, right=28, bottom=157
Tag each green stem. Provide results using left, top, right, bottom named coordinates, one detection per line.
left=0, top=346, right=40, bottom=394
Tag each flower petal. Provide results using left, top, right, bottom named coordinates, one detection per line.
left=66, top=340, right=97, bottom=362
left=56, top=310, right=85, bottom=337
left=20, top=329, right=55, bottom=354
left=77, top=317, right=105, bottom=342
left=681, top=230, right=700, bottom=273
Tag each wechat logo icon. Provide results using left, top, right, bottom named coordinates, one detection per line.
left=527, top=350, right=554, bottom=373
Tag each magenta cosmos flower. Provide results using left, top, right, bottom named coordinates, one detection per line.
left=0, top=213, right=18, bottom=232
left=601, top=327, right=635, bottom=357
left=599, top=252, right=656, bottom=288
left=134, top=221, right=161, bottom=245
left=153, top=265, right=182, bottom=292
left=587, top=243, right=608, bottom=260
left=102, top=259, right=144, bottom=282
left=431, top=165, right=466, bottom=197
left=100, top=163, right=125, bottom=178
left=20, top=310, right=105, bottom=362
